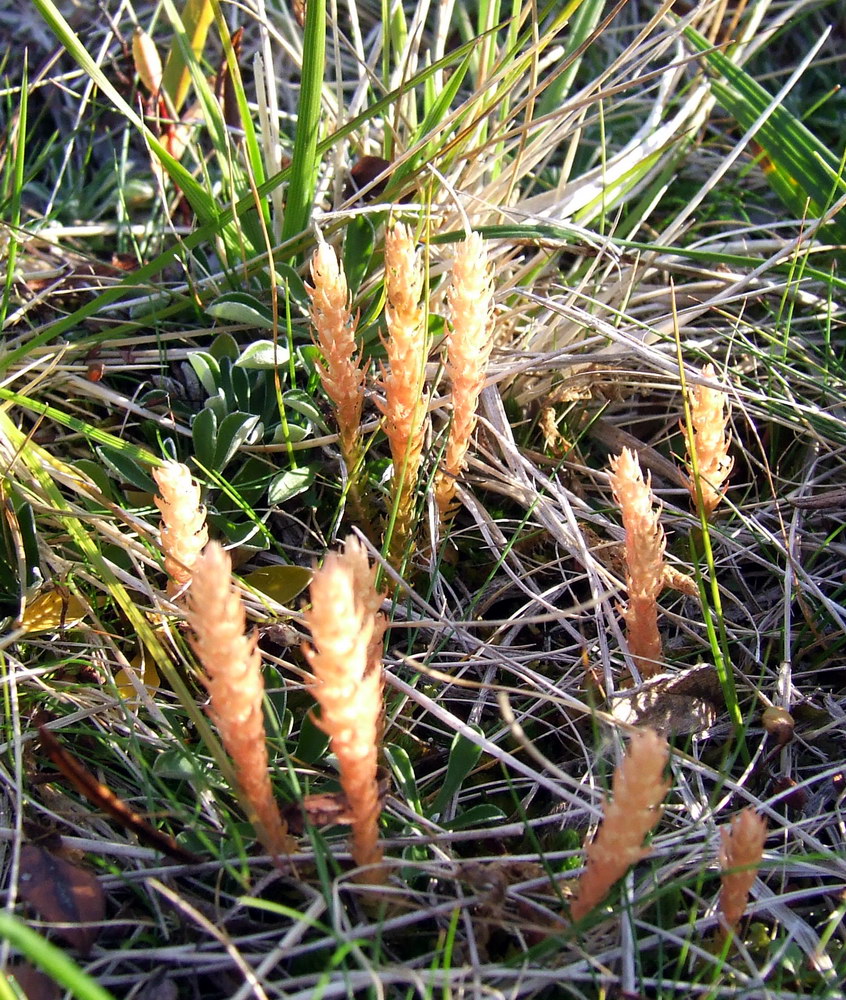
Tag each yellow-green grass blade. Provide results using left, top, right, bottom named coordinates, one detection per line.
left=0, top=58, right=27, bottom=330
left=31, top=0, right=263, bottom=264
left=159, top=0, right=265, bottom=258
left=31, top=0, right=217, bottom=224
left=161, top=0, right=215, bottom=114
left=0, top=911, right=117, bottom=1000
left=0, top=29, right=508, bottom=373
left=536, top=0, right=606, bottom=118
left=0, top=388, right=161, bottom=461
left=209, top=0, right=268, bottom=204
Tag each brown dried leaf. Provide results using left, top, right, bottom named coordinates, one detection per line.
left=282, top=792, right=355, bottom=835
left=344, top=155, right=392, bottom=204
left=281, top=769, right=391, bottom=835
left=610, top=663, right=723, bottom=735
left=19, top=844, right=105, bottom=955
left=8, top=962, right=61, bottom=1000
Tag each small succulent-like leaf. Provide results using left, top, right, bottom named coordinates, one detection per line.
left=97, top=446, right=157, bottom=493
left=296, top=712, right=330, bottom=764
left=153, top=748, right=204, bottom=780
left=208, top=332, right=240, bottom=361
left=191, top=407, right=218, bottom=469
left=206, top=291, right=275, bottom=330
left=283, top=389, right=329, bottom=433
left=443, top=804, right=506, bottom=831
left=236, top=340, right=291, bottom=370
left=267, top=466, right=315, bottom=505
left=383, top=744, right=423, bottom=815
left=431, top=726, right=483, bottom=818
left=186, top=352, right=220, bottom=397
left=213, top=412, right=262, bottom=470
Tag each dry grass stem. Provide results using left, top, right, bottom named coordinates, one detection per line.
left=684, top=363, right=734, bottom=515
left=187, top=541, right=296, bottom=857
left=153, top=461, right=208, bottom=595
left=570, top=729, right=671, bottom=923
left=718, top=808, right=767, bottom=935
left=377, top=222, right=428, bottom=565
left=307, top=242, right=367, bottom=490
left=609, top=448, right=666, bottom=679
left=435, top=232, right=495, bottom=519
left=303, top=536, right=386, bottom=881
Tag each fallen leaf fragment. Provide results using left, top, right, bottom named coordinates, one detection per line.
left=19, top=845, right=105, bottom=956
left=8, top=962, right=61, bottom=1000
left=19, top=591, right=88, bottom=634
left=115, top=652, right=161, bottom=702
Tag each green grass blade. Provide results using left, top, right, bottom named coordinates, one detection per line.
left=537, top=0, right=606, bottom=117
left=279, top=0, right=326, bottom=257
left=0, top=912, right=118, bottom=1000
left=210, top=0, right=268, bottom=196
left=0, top=57, right=27, bottom=330
left=684, top=23, right=846, bottom=240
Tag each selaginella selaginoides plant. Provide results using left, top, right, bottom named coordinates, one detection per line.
left=609, top=447, right=666, bottom=679
left=302, top=535, right=387, bottom=882
left=187, top=541, right=297, bottom=857
left=570, top=728, right=670, bottom=923
left=683, top=363, right=733, bottom=516
left=434, top=231, right=495, bottom=522
left=307, top=241, right=369, bottom=522
left=717, top=807, right=767, bottom=939
left=153, top=461, right=208, bottom=595
left=377, top=222, right=429, bottom=566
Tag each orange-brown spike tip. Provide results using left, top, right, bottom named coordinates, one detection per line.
left=608, top=448, right=666, bottom=678
left=303, top=536, right=387, bottom=881
left=187, top=542, right=296, bottom=857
